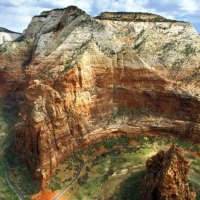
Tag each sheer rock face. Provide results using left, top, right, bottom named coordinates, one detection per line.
left=144, top=145, right=196, bottom=200
left=0, top=6, right=200, bottom=182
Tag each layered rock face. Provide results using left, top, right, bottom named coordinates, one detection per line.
left=0, top=6, right=200, bottom=181
left=144, top=145, right=196, bottom=200
left=0, top=27, right=21, bottom=45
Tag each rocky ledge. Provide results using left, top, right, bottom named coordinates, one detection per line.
left=95, top=12, right=179, bottom=22
left=0, top=27, right=21, bottom=34
left=144, top=145, right=196, bottom=200
left=0, top=6, right=199, bottom=183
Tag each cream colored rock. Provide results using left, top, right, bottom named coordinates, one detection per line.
left=0, top=27, right=21, bottom=44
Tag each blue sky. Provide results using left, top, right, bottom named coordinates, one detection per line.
left=0, top=0, right=200, bottom=33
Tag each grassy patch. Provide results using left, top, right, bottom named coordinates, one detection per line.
left=94, top=137, right=131, bottom=149
left=4, top=147, right=40, bottom=200
left=46, top=154, right=83, bottom=191
left=0, top=100, right=20, bottom=199
left=48, top=137, right=155, bottom=200
left=110, top=170, right=145, bottom=200
left=65, top=146, right=154, bottom=200
left=0, top=159, right=19, bottom=200
left=189, top=158, right=200, bottom=199
left=47, top=136, right=200, bottom=199
left=0, top=98, right=40, bottom=200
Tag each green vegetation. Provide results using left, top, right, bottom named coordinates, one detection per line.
left=47, top=136, right=200, bottom=199
left=107, top=108, right=158, bottom=125
left=134, top=30, right=146, bottom=51
left=163, top=41, right=176, bottom=51
left=94, top=137, right=131, bottom=149
left=171, top=58, right=184, bottom=75
left=2, top=66, right=11, bottom=72
left=96, top=12, right=180, bottom=23
left=5, top=148, right=40, bottom=200
left=189, top=158, right=200, bottom=200
left=46, top=153, right=83, bottom=190
left=14, top=35, right=24, bottom=43
left=47, top=137, right=132, bottom=191
left=0, top=159, right=19, bottom=200
left=68, top=146, right=152, bottom=200
left=135, top=136, right=200, bottom=199
left=47, top=136, right=156, bottom=199
left=0, top=99, right=19, bottom=199
left=110, top=171, right=145, bottom=200
left=136, top=136, right=170, bottom=146
left=0, top=99, right=18, bottom=150
left=174, top=139, right=200, bottom=154
left=47, top=71, right=54, bottom=78
left=1, top=96, right=200, bottom=199
left=61, top=39, right=91, bottom=74
left=62, top=63, right=73, bottom=73
left=134, top=38, right=146, bottom=50
left=0, top=99, right=40, bottom=200
left=182, top=43, right=196, bottom=56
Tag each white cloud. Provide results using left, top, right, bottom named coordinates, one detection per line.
left=95, top=0, right=149, bottom=13
left=159, top=0, right=200, bottom=14
left=179, top=0, right=200, bottom=13
left=37, top=0, right=94, bottom=13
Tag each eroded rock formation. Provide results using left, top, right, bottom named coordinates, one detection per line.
left=0, top=6, right=199, bottom=182
left=144, top=145, right=196, bottom=200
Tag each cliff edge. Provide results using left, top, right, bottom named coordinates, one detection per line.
left=0, top=27, right=21, bottom=44
left=0, top=6, right=199, bottom=183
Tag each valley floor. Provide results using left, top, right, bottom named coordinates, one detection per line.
left=46, top=136, right=200, bottom=200
left=0, top=99, right=40, bottom=200
left=0, top=158, right=19, bottom=200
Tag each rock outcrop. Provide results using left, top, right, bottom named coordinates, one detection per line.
left=0, top=6, right=199, bottom=182
left=144, top=145, right=196, bottom=200
left=0, top=27, right=21, bottom=45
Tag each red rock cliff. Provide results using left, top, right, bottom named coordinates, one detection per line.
left=144, top=145, right=196, bottom=200
left=0, top=6, right=199, bottom=182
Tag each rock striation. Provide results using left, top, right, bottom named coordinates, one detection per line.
left=0, top=27, right=21, bottom=45
left=0, top=6, right=199, bottom=182
left=144, top=145, right=196, bottom=200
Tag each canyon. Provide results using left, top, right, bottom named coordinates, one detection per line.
left=0, top=5, right=199, bottom=188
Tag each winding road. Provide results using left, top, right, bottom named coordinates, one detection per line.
left=53, top=154, right=95, bottom=200
left=0, top=157, right=25, bottom=200
left=53, top=145, right=141, bottom=200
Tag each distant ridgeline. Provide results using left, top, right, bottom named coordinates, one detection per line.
left=0, top=27, right=21, bottom=44
left=95, top=12, right=182, bottom=22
